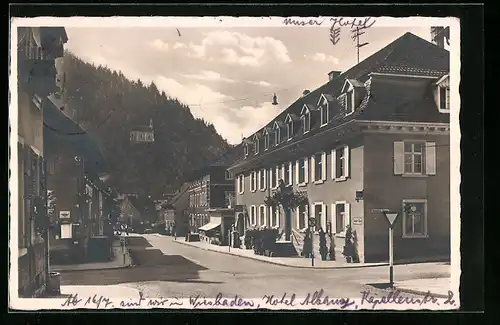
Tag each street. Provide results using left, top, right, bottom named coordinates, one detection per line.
left=59, top=234, right=449, bottom=300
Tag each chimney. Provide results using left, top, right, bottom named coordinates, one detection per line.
left=431, top=26, right=450, bottom=48
left=302, top=90, right=311, bottom=97
left=328, top=70, right=342, bottom=81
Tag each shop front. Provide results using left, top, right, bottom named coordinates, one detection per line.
left=199, top=208, right=235, bottom=246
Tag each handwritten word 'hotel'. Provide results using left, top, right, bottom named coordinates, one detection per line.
left=228, top=32, right=451, bottom=263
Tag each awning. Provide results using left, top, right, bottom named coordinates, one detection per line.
left=199, top=222, right=221, bottom=232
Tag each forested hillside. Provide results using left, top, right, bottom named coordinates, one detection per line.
left=61, top=51, right=232, bottom=196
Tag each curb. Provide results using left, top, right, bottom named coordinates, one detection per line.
left=51, top=264, right=134, bottom=273
left=393, top=286, right=449, bottom=299
left=172, top=239, right=388, bottom=270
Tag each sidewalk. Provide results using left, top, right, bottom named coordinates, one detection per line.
left=51, top=245, right=132, bottom=272
left=394, top=277, right=452, bottom=298
left=168, top=235, right=387, bottom=269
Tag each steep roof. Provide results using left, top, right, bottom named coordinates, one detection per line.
left=229, top=32, right=450, bottom=172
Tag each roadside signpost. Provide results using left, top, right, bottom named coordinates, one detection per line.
left=373, top=209, right=399, bottom=287
left=120, top=236, right=126, bottom=265
left=308, top=217, right=316, bottom=267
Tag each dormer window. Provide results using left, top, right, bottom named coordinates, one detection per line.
left=273, top=121, right=284, bottom=145
left=342, top=79, right=362, bottom=116
left=318, top=94, right=331, bottom=127
left=263, top=128, right=270, bottom=150
left=345, top=90, right=354, bottom=114
left=284, top=114, right=295, bottom=141
left=300, top=104, right=311, bottom=134
left=435, top=74, right=450, bottom=112
left=253, top=134, right=261, bottom=154
left=243, top=143, right=249, bottom=157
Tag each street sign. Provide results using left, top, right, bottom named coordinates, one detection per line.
left=384, top=212, right=399, bottom=226
left=371, top=208, right=389, bottom=213
left=308, top=217, right=316, bottom=227
left=59, top=211, right=70, bottom=219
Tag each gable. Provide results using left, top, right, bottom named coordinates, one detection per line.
left=300, top=104, right=310, bottom=115
left=435, top=74, right=449, bottom=87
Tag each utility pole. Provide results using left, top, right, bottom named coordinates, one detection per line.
left=351, top=27, right=369, bottom=64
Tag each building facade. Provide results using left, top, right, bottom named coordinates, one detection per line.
left=16, top=27, right=68, bottom=297
left=228, top=32, right=451, bottom=263
left=186, top=147, right=241, bottom=233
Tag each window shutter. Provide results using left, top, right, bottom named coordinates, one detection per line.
left=253, top=172, right=257, bottom=191
left=393, top=141, right=404, bottom=175
left=311, top=155, right=315, bottom=181
left=344, top=203, right=351, bottom=229
left=241, top=175, right=245, bottom=193
left=295, top=160, right=300, bottom=185
left=289, top=162, right=293, bottom=184
left=304, top=158, right=309, bottom=183
left=322, top=204, right=327, bottom=230
left=425, top=142, right=436, bottom=175
left=276, top=166, right=280, bottom=182
left=331, top=149, right=336, bottom=179
left=257, top=171, right=261, bottom=190
left=331, top=203, right=337, bottom=234
left=277, top=207, right=280, bottom=227
left=321, top=152, right=327, bottom=181
left=264, top=205, right=268, bottom=226
left=296, top=206, right=300, bottom=229
left=344, top=146, right=350, bottom=178
left=281, top=164, right=285, bottom=181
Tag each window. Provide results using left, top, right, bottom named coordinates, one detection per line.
left=283, top=163, right=290, bottom=185
left=259, top=205, right=266, bottom=226
left=346, top=91, right=354, bottom=114
left=314, top=153, right=323, bottom=182
left=439, top=86, right=450, bottom=110
left=244, top=143, right=249, bottom=157
left=264, top=132, right=270, bottom=150
left=333, top=146, right=349, bottom=180
left=298, top=158, right=306, bottom=184
left=332, top=203, right=348, bottom=234
left=402, top=200, right=427, bottom=237
left=296, top=205, right=306, bottom=230
left=404, top=142, right=425, bottom=175
left=225, top=170, right=233, bottom=180
left=238, top=175, right=244, bottom=194
left=320, top=103, right=329, bottom=126
left=259, top=169, right=266, bottom=191
left=250, top=172, right=257, bottom=192
left=285, top=115, right=294, bottom=140
left=270, top=206, right=279, bottom=227
left=254, top=137, right=260, bottom=154
left=301, top=113, right=311, bottom=133
left=275, top=127, right=281, bottom=145
left=250, top=205, right=256, bottom=225
left=270, top=167, right=277, bottom=188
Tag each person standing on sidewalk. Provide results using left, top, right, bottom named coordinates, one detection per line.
left=172, top=221, right=177, bottom=240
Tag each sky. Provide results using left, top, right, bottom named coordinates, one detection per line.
left=64, top=25, right=433, bottom=145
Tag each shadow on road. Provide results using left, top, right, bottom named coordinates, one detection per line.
left=60, top=236, right=209, bottom=286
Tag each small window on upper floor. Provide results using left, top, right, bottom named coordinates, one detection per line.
left=225, top=170, right=233, bottom=180
left=439, top=86, right=450, bottom=111
left=317, top=94, right=330, bottom=127
left=264, top=129, right=270, bottom=150
left=300, top=104, right=311, bottom=134
left=345, top=91, right=354, bottom=114
left=435, top=74, right=450, bottom=113
left=243, top=143, right=249, bottom=158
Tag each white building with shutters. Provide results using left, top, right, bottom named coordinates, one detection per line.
left=228, top=32, right=451, bottom=263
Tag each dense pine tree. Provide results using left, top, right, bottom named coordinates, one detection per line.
left=62, top=51, right=232, bottom=196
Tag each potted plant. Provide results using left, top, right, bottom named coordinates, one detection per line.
left=318, top=228, right=328, bottom=261
left=302, top=228, right=313, bottom=258
left=328, top=232, right=336, bottom=261
left=342, top=225, right=357, bottom=263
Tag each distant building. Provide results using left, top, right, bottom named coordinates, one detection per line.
left=185, top=146, right=242, bottom=235
left=120, top=195, right=157, bottom=227
left=228, top=32, right=451, bottom=263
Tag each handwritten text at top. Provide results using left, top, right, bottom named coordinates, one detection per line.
left=282, top=17, right=377, bottom=30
